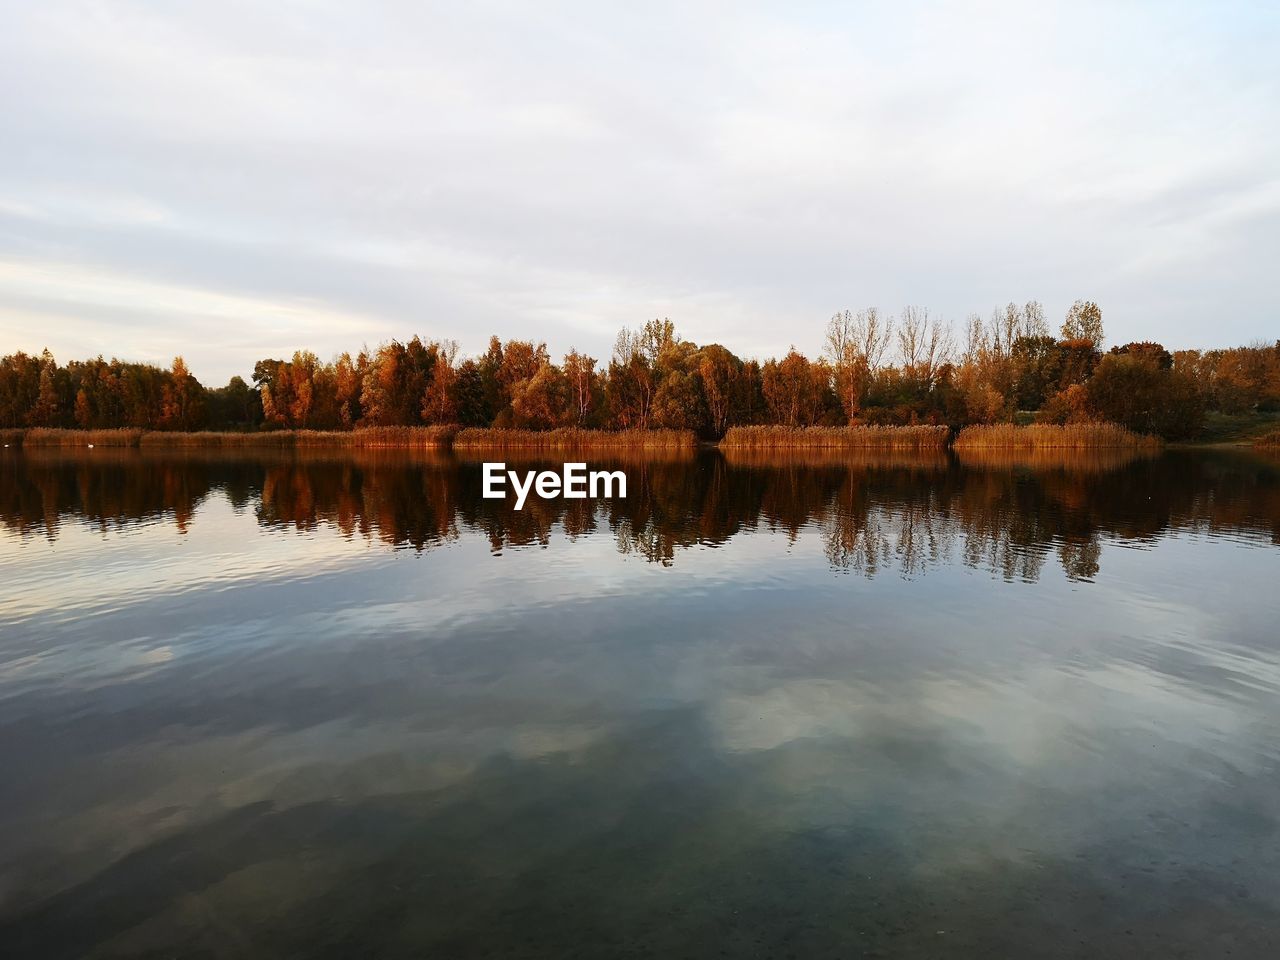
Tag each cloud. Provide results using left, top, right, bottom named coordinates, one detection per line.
left=1, top=0, right=1277, bottom=383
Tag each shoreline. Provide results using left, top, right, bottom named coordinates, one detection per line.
left=0, top=423, right=1192, bottom=453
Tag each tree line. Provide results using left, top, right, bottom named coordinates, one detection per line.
left=3, top=301, right=1278, bottom=439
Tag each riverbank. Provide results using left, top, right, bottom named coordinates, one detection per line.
left=9, top=426, right=460, bottom=449
left=1187, top=410, right=1280, bottom=446
left=1, top=423, right=1180, bottom=452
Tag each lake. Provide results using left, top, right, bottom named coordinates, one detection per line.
left=1, top=447, right=1279, bottom=958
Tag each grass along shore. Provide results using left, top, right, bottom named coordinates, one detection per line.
left=452, top=427, right=696, bottom=449
left=3, top=426, right=696, bottom=451
left=719, top=425, right=950, bottom=449
left=954, top=423, right=1161, bottom=449
left=2, top=422, right=1172, bottom=452
left=12, top=426, right=459, bottom=449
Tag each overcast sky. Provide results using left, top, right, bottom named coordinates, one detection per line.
left=1, top=1, right=1277, bottom=385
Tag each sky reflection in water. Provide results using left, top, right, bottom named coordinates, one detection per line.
left=1, top=448, right=1278, bottom=958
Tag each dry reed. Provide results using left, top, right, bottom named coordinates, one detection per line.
left=719, top=425, right=950, bottom=450
left=22, top=428, right=146, bottom=447
left=953, top=423, right=1160, bottom=449
left=137, top=431, right=294, bottom=448
left=1254, top=429, right=1280, bottom=449
left=296, top=426, right=458, bottom=448
left=452, top=427, right=697, bottom=449
left=138, top=426, right=457, bottom=448
left=720, top=446, right=949, bottom=470
left=14, top=426, right=458, bottom=449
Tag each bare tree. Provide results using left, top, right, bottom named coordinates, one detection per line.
left=962, top=313, right=988, bottom=365
left=855, top=307, right=894, bottom=372
left=988, top=305, right=1019, bottom=358
left=1021, top=301, right=1048, bottom=339
left=825, top=308, right=895, bottom=422
left=897, top=306, right=953, bottom=391
left=825, top=310, right=862, bottom=422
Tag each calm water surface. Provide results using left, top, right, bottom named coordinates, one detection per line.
left=1, top=447, right=1279, bottom=958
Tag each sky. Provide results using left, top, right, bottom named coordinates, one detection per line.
left=1, top=1, right=1277, bottom=386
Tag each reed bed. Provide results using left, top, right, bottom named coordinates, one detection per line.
left=139, top=426, right=457, bottom=448
left=720, top=446, right=948, bottom=471
left=291, top=426, right=457, bottom=448
left=452, top=427, right=697, bottom=449
left=137, top=430, right=295, bottom=448
left=22, top=428, right=146, bottom=447
left=1254, top=429, right=1280, bottom=449
left=0, top=429, right=23, bottom=447
left=14, top=426, right=458, bottom=449
left=953, top=423, right=1160, bottom=449
left=451, top=448, right=696, bottom=467
left=719, top=425, right=950, bottom=450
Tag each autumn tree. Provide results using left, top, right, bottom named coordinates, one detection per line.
left=28, top=350, right=64, bottom=427
left=206, top=375, right=261, bottom=429
left=1110, top=341, right=1172, bottom=370
left=280, top=351, right=322, bottom=428
left=360, top=337, right=437, bottom=426
left=118, top=362, right=167, bottom=428
left=825, top=308, right=895, bottom=423
left=453, top=358, right=490, bottom=426
left=0, top=352, right=43, bottom=428
left=334, top=351, right=366, bottom=428
left=696, top=344, right=744, bottom=436
left=510, top=361, right=568, bottom=428
left=652, top=369, right=705, bottom=431
left=421, top=340, right=459, bottom=425
left=607, top=326, right=657, bottom=428
left=69, top=357, right=122, bottom=428
left=825, top=311, right=866, bottom=423
left=160, top=356, right=206, bottom=430
left=562, top=349, right=598, bottom=426
left=896, top=306, right=952, bottom=396
left=1086, top=351, right=1202, bottom=438
left=1011, top=336, right=1063, bottom=409
left=762, top=349, right=831, bottom=427
left=1061, top=299, right=1104, bottom=348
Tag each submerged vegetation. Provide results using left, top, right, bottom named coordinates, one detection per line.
left=3, top=303, right=1277, bottom=443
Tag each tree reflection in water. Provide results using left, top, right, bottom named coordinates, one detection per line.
left=2, top=446, right=1278, bottom=583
